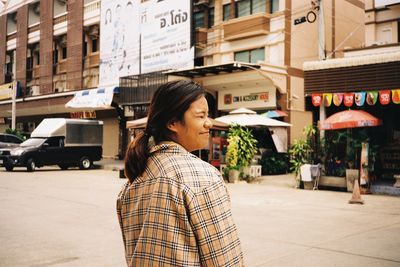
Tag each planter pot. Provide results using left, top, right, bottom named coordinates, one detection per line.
left=228, top=169, right=240, bottom=183
left=346, top=169, right=359, bottom=192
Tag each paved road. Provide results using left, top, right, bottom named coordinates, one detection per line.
left=1, top=168, right=400, bottom=266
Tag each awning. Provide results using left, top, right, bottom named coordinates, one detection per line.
left=164, top=62, right=261, bottom=78
left=65, top=87, right=119, bottom=109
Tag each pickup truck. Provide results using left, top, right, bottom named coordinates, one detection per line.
left=0, top=118, right=103, bottom=172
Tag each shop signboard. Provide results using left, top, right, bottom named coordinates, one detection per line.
left=0, top=82, right=14, bottom=100
left=218, top=87, right=276, bottom=111
left=99, top=0, right=193, bottom=87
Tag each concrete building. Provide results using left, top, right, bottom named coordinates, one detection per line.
left=0, top=0, right=366, bottom=159
left=303, top=0, right=400, bottom=188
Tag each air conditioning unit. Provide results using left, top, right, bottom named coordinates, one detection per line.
left=33, top=2, right=40, bottom=15
left=31, top=85, right=40, bottom=96
left=88, top=25, right=99, bottom=39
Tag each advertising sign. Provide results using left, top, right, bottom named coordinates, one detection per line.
left=140, top=0, right=194, bottom=73
left=218, top=87, right=276, bottom=111
left=0, top=82, right=15, bottom=100
left=99, top=0, right=194, bottom=87
left=99, top=0, right=140, bottom=87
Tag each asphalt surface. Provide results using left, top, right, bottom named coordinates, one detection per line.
left=0, top=167, right=400, bottom=267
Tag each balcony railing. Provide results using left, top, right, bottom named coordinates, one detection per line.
left=84, top=52, right=100, bottom=68
left=223, top=13, right=270, bottom=41
left=53, top=13, right=67, bottom=25
left=84, top=0, right=100, bottom=14
left=53, top=59, right=67, bottom=75
left=195, top=28, right=208, bottom=48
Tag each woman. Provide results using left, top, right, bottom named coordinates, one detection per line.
left=117, top=80, right=244, bottom=266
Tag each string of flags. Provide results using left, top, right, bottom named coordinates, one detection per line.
left=311, top=90, right=400, bottom=107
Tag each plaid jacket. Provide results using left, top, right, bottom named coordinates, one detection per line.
left=117, top=142, right=244, bottom=267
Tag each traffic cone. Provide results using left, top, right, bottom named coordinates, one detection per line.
left=348, top=179, right=364, bottom=204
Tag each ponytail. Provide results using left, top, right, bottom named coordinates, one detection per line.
left=124, top=131, right=151, bottom=182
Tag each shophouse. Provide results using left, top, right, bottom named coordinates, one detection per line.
left=304, top=0, right=400, bottom=184
left=0, top=0, right=365, bottom=159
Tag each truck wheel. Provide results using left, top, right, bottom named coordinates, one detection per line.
left=79, top=156, right=92, bottom=170
left=27, top=158, right=36, bottom=172
left=58, top=164, right=69, bottom=170
left=4, top=163, right=13, bottom=171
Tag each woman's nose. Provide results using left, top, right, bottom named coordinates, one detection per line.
left=204, top=118, right=213, bottom=129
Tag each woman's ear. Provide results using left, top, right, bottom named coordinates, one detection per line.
left=167, top=120, right=179, bottom=133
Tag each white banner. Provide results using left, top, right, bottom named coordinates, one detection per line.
left=99, top=0, right=140, bottom=87
left=99, top=0, right=194, bottom=87
left=140, top=0, right=193, bottom=73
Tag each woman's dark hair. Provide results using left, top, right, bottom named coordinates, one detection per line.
left=124, top=80, right=205, bottom=182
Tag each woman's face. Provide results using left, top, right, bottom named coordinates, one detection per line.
left=169, top=96, right=212, bottom=152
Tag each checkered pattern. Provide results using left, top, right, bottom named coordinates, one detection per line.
left=117, top=142, right=244, bottom=266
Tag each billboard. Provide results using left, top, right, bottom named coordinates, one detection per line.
left=99, top=0, right=140, bottom=87
left=99, top=0, right=194, bottom=87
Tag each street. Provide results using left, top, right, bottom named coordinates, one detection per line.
left=1, top=168, right=400, bottom=267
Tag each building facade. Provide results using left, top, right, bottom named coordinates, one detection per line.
left=0, top=0, right=366, bottom=158
left=304, top=0, right=400, bottom=183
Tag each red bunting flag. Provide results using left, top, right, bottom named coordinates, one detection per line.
left=312, top=93, right=322, bottom=107
left=379, top=90, right=391, bottom=105
left=343, top=93, right=354, bottom=107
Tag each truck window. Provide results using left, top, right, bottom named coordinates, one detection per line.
left=46, top=137, right=64, bottom=147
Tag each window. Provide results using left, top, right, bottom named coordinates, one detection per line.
left=236, top=0, right=251, bottom=17
left=92, top=39, right=98, bottom=52
left=270, top=0, right=279, bottom=13
left=194, top=11, right=205, bottom=28
left=62, top=47, right=67, bottom=59
left=194, top=57, right=204, bottom=66
left=53, top=49, right=58, bottom=64
left=234, top=48, right=265, bottom=63
left=223, top=4, right=230, bottom=21
left=235, top=0, right=265, bottom=18
left=83, top=41, right=87, bottom=57
left=208, top=7, right=214, bottom=28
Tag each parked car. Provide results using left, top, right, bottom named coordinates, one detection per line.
left=0, top=133, right=23, bottom=148
left=0, top=118, right=103, bottom=172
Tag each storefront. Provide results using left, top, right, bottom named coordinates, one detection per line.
left=304, top=50, right=400, bottom=185
left=0, top=87, right=120, bottom=159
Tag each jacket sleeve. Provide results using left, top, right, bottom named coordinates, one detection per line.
left=186, top=180, right=244, bottom=267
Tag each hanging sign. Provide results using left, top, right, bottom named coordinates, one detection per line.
left=366, top=91, right=378, bottom=105
left=354, top=92, right=366, bottom=106
left=333, top=93, right=343, bottom=106
left=343, top=93, right=354, bottom=107
left=323, top=93, right=332, bottom=107
left=311, top=93, right=322, bottom=107
left=379, top=90, right=391, bottom=105
left=392, top=89, right=400, bottom=104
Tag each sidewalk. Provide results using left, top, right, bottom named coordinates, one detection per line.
left=97, top=158, right=299, bottom=188
left=95, top=158, right=124, bottom=171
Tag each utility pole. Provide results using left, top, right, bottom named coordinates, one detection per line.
left=317, top=0, right=326, bottom=139
left=11, top=81, right=16, bottom=130
left=317, top=0, right=326, bottom=60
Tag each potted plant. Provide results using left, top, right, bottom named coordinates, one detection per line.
left=225, top=125, right=258, bottom=183
left=289, top=138, right=312, bottom=188
left=288, top=125, right=316, bottom=188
